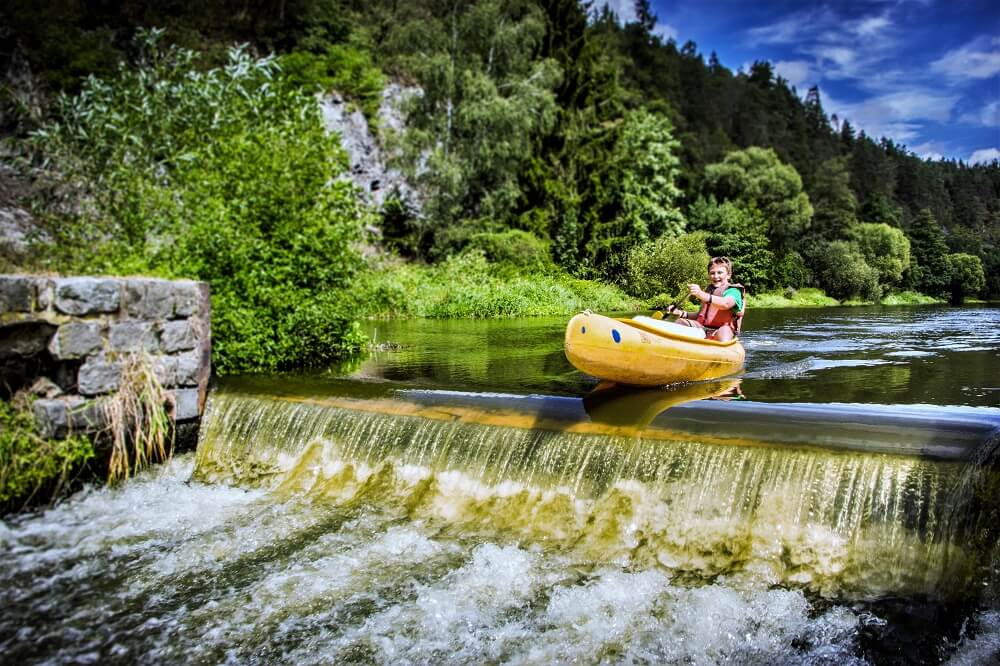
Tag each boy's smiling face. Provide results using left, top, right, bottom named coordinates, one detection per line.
left=708, top=264, right=730, bottom=288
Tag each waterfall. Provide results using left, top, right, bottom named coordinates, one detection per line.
left=194, top=387, right=1000, bottom=601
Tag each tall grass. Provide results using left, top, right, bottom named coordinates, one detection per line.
left=102, top=351, right=174, bottom=483
left=356, top=251, right=639, bottom=319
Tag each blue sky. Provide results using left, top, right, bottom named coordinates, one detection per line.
left=604, top=0, right=1000, bottom=163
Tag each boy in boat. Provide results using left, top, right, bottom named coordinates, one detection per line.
left=666, top=256, right=745, bottom=341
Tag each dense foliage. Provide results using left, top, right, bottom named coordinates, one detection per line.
left=0, top=398, right=94, bottom=512
left=22, top=32, right=366, bottom=373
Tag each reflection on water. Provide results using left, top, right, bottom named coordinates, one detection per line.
left=361, top=305, right=1000, bottom=407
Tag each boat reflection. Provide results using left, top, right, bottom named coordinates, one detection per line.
left=583, top=378, right=744, bottom=430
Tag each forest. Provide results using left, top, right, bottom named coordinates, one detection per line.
left=2, top=0, right=998, bottom=374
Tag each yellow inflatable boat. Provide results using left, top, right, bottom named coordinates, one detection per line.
left=564, top=311, right=745, bottom=386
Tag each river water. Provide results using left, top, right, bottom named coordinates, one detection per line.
left=2, top=306, right=1000, bottom=664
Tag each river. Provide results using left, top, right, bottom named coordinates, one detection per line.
left=2, top=305, right=999, bottom=664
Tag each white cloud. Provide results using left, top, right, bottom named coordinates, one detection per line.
left=959, top=101, right=1000, bottom=127
left=969, top=148, right=1000, bottom=164
left=774, top=60, right=815, bottom=89
left=931, top=36, right=1000, bottom=81
left=601, top=0, right=637, bottom=23
left=746, top=9, right=829, bottom=46
left=821, top=86, right=960, bottom=146
left=911, top=142, right=946, bottom=161
left=653, top=22, right=678, bottom=42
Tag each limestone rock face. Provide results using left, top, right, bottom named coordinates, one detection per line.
left=49, top=321, right=103, bottom=359
left=320, top=84, right=423, bottom=215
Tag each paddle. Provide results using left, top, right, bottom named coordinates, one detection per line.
left=652, top=300, right=682, bottom=321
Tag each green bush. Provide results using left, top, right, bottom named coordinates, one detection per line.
left=26, top=31, right=367, bottom=373
left=1, top=399, right=94, bottom=511
left=625, top=232, right=710, bottom=304
left=848, top=222, right=910, bottom=288
left=773, top=251, right=812, bottom=290
left=465, top=230, right=553, bottom=272
left=814, top=241, right=881, bottom=302
left=948, top=253, right=986, bottom=305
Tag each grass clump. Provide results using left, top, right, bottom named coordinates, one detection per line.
left=752, top=288, right=840, bottom=308
left=103, top=352, right=174, bottom=483
left=357, top=251, right=637, bottom=319
left=0, top=397, right=94, bottom=512
left=879, top=291, right=942, bottom=306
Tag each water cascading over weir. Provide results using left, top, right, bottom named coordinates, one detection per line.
left=195, top=379, right=1000, bottom=604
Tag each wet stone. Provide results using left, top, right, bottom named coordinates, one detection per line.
left=109, top=321, right=158, bottom=353
left=0, top=276, right=33, bottom=313
left=171, top=388, right=201, bottom=421
left=174, top=350, right=202, bottom=386
left=125, top=279, right=174, bottom=319
left=159, top=320, right=196, bottom=352
left=78, top=358, right=122, bottom=395
left=49, top=321, right=103, bottom=359
left=54, top=278, right=120, bottom=315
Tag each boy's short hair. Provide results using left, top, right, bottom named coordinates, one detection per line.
left=707, top=256, right=733, bottom=273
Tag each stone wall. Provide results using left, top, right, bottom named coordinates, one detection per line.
left=0, top=275, right=210, bottom=441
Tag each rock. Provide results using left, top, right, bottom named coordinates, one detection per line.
left=33, top=395, right=103, bottom=438
left=159, top=319, right=199, bottom=352
left=151, top=354, right=176, bottom=386
left=174, top=350, right=201, bottom=386
left=27, top=376, right=63, bottom=399
left=53, top=278, right=120, bottom=315
left=0, top=275, right=33, bottom=313
left=125, top=278, right=174, bottom=319
left=49, top=321, right=103, bottom=359
left=78, top=358, right=122, bottom=395
left=109, top=320, right=158, bottom=353
left=172, top=281, right=203, bottom=317
left=0, top=321, right=57, bottom=357
left=171, top=388, right=201, bottom=421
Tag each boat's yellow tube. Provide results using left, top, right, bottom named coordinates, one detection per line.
left=564, top=311, right=745, bottom=386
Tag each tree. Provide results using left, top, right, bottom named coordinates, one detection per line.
left=686, top=197, right=773, bottom=292
left=947, top=253, right=986, bottom=305
left=702, top=146, right=813, bottom=252
left=393, top=0, right=561, bottom=233
left=810, top=156, right=857, bottom=240
left=848, top=223, right=910, bottom=289
left=581, top=109, right=686, bottom=278
left=813, top=240, right=881, bottom=301
left=626, top=231, right=709, bottom=302
left=905, top=208, right=951, bottom=297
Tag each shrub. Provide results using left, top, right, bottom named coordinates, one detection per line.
left=1, top=398, right=94, bottom=511
left=948, top=253, right=986, bottom=305
left=848, top=222, right=910, bottom=288
left=625, top=232, right=710, bottom=304
left=465, top=230, right=553, bottom=272
left=813, top=240, right=881, bottom=301
left=26, top=31, right=367, bottom=373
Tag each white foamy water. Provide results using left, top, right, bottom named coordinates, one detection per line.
left=0, top=454, right=883, bottom=665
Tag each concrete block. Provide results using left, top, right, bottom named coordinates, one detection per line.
left=159, top=319, right=196, bottom=352
left=109, top=320, right=159, bottom=353
left=0, top=275, right=33, bottom=313
left=53, top=278, right=120, bottom=315
left=49, top=321, right=103, bottom=359
left=78, top=358, right=122, bottom=395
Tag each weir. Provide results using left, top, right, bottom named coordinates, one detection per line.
left=196, top=383, right=1000, bottom=602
